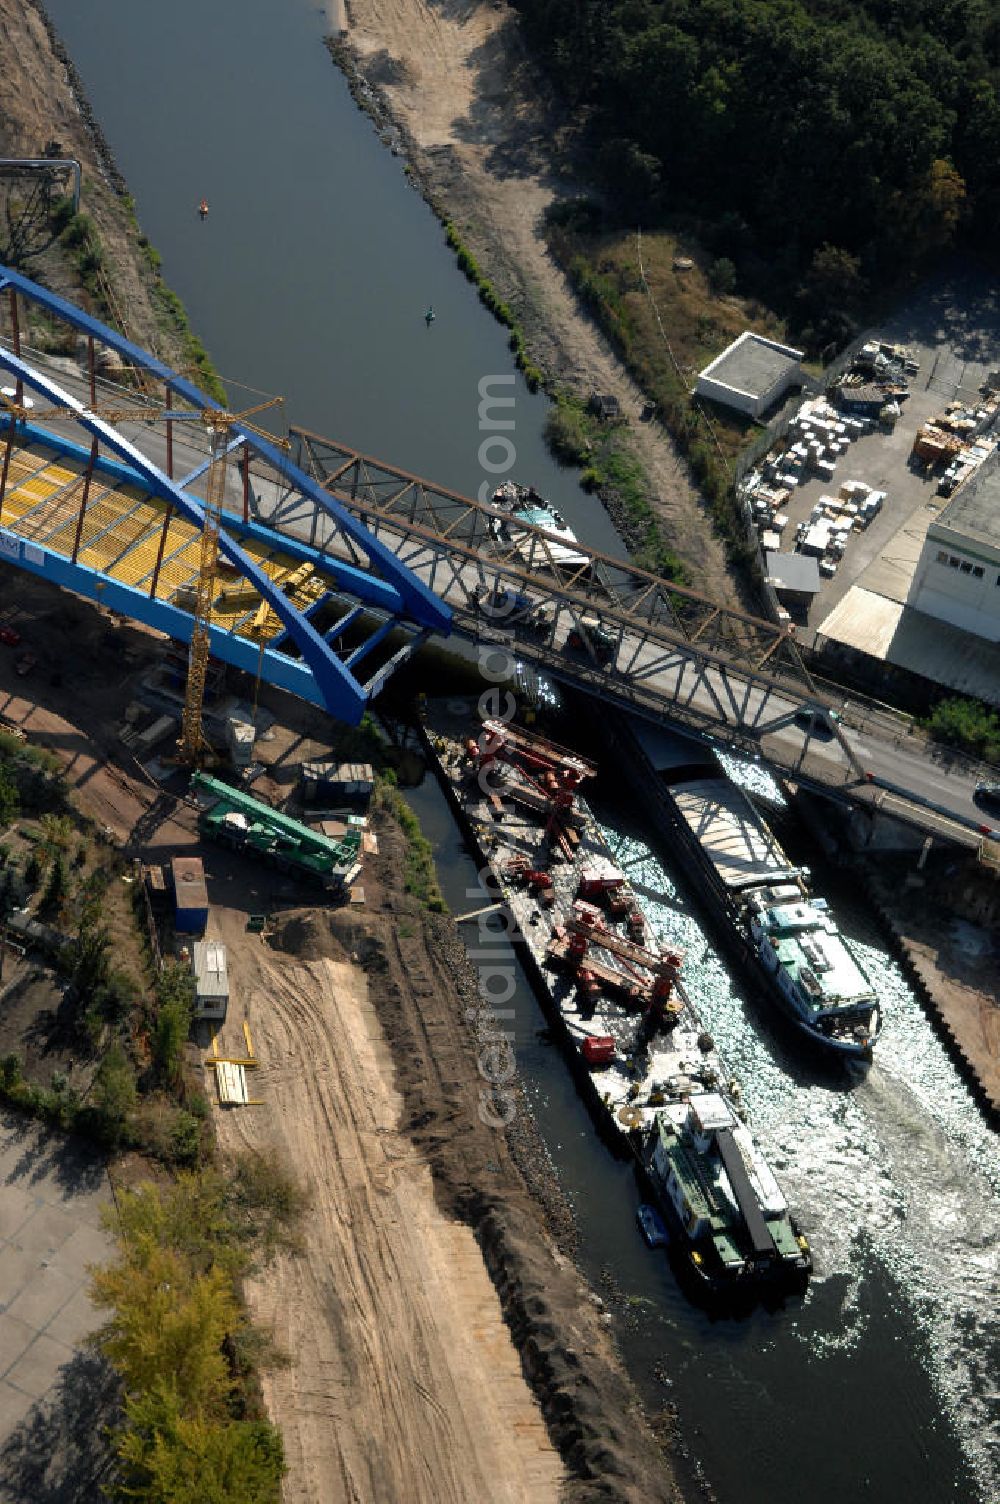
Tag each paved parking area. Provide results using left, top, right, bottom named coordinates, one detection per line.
left=0, top=1111, right=118, bottom=1503
left=770, top=267, right=1000, bottom=641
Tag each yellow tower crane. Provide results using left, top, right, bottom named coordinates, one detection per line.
left=178, top=421, right=228, bottom=765
left=174, top=399, right=288, bottom=765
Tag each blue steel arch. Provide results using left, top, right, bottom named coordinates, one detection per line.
left=0, top=264, right=451, bottom=723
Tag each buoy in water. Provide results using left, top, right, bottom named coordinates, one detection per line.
left=198, top=199, right=209, bottom=220
left=424, top=306, right=435, bottom=325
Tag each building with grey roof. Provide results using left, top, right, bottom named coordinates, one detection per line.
left=695, top=331, right=804, bottom=418
left=192, top=939, right=230, bottom=1021
left=908, top=448, right=1000, bottom=641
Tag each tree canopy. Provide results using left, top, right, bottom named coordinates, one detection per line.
left=516, top=0, right=1000, bottom=297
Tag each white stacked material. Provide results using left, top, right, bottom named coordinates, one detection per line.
left=215, top=1062, right=247, bottom=1106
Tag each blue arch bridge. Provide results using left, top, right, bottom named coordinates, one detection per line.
left=0, top=264, right=451, bottom=725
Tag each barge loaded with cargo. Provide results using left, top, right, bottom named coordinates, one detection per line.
left=425, top=700, right=811, bottom=1296
left=620, top=720, right=881, bottom=1060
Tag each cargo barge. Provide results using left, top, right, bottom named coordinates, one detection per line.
left=619, top=720, right=881, bottom=1060
left=424, top=700, right=811, bottom=1296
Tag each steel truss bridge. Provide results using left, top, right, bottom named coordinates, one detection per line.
left=285, top=431, right=997, bottom=847
left=0, top=266, right=993, bottom=844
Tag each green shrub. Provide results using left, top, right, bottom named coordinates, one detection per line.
left=925, top=697, right=1000, bottom=761
left=545, top=399, right=592, bottom=467
left=153, top=963, right=195, bottom=1085
left=93, top=1045, right=137, bottom=1135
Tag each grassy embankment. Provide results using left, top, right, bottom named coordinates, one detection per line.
left=443, top=219, right=689, bottom=582
left=544, top=208, right=793, bottom=565
left=27, top=193, right=226, bottom=405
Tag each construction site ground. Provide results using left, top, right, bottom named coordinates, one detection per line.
left=0, top=566, right=680, bottom=1503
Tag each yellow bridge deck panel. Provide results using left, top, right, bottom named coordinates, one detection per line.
left=1, top=433, right=338, bottom=648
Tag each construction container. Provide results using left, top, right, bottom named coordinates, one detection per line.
left=171, top=855, right=209, bottom=934
left=582, top=1035, right=616, bottom=1067
left=226, top=716, right=256, bottom=769
left=300, top=760, right=374, bottom=806
left=192, top=939, right=229, bottom=1020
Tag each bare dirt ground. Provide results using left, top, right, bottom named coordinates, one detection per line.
left=1, top=570, right=681, bottom=1503
left=206, top=820, right=680, bottom=1504
left=341, top=0, right=736, bottom=600
left=210, top=919, right=564, bottom=1503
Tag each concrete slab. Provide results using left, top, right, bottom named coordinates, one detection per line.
left=49, top=1222, right=113, bottom=1275
left=6, top=1334, right=76, bottom=1401
left=5, top=1265, right=78, bottom=1331
left=0, top=1249, right=37, bottom=1309
left=0, top=1314, right=38, bottom=1377
left=0, top=1379, right=38, bottom=1436
left=0, top=1112, right=115, bottom=1462
left=0, top=1187, right=37, bottom=1242
left=11, top=1205, right=79, bottom=1259
left=48, top=1288, right=103, bottom=1350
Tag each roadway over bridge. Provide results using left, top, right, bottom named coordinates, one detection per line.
left=0, top=267, right=995, bottom=847
left=285, top=430, right=1000, bottom=849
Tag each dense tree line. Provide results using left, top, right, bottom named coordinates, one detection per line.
left=516, top=0, right=999, bottom=321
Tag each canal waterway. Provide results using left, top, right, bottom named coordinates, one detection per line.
left=407, top=758, right=999, bottom=1504
left=45, top=0, right=623, bottom=557
left=43, top=1, right=1000, bottom=1499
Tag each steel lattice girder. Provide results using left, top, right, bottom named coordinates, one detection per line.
left=290, top=428, right=818, bottom=699
left=0, top=265, right=451, bottom=723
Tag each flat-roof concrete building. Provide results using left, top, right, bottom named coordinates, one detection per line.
left=765, top=550, right=820, bottom=605
left=696, top=331, right=804, bottom=418
left=908, top=451, right=1000, bottom=641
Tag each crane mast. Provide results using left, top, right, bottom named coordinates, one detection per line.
left=179, top=425, right=227, bottom=764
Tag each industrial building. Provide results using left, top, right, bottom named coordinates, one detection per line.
left=764, top=551, right=820, bottom=607
left=695, top=332, right=804, bottom=418
left=908, top=451, right=1000, bottom=642
left=192, top=939, right=230, bottom=1021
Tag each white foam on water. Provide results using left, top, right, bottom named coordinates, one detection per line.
left=602, top=828, right=1000, bottom=1501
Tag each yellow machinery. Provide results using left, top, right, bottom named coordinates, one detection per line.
left=0, top=385, right=295, bottom=765
left=174, top=399, right=288, bottom=765
left=178, top=422, right=227, bottom=764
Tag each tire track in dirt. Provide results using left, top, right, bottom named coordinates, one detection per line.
left=211, top=912, right=564, bottom=1504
